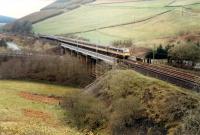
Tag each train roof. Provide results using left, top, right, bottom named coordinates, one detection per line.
left=40, top=35, right=130, bottom=51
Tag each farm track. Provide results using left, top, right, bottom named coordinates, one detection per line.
left=166, top=0, right=177, bottom=7
left=166, top=2, right=200, bottom=7
left=123, top=60, right=200, bottom=91
left=90, top=0, right=143, bottom=6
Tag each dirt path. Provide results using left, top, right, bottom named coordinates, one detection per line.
left=19, top=91, right=62, bottom=105
left=22, top=109, right=51, bottom=121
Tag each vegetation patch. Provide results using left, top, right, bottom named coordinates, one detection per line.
left=63, top=69, right=200, bottom=135
left=3, top=21, right=33, bottom=34
left=168, top=41, right=200, bottom=68
left=63, top=92, right=108, bottom=132
left=0, top=54, right=92, bottom=87
left=0, top=80, right=83, bottom=135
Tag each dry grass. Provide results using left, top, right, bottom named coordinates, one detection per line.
left=0, top=80, right=83, bottom=135
left=86, top=69, right=200, bottom=134
left=20, top=10, right=64, bottom=24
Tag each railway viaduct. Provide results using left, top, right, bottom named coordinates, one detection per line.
left=39, top=35, right=200, bottom=91
left=1, top=35, right=198, bottom=91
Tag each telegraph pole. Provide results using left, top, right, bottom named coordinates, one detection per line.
left=153, top=44, right=156, bottom=64
left=181, top=6, right=184, bottom=16
left=76, top=37, right=79, bottom=56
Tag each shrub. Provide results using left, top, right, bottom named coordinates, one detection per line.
left=0, top=39, right=7, bottom=47
left=102, top=70, right=144, bottom=100
left=63, top=92, right=108, bottom=131
left=3, top=21, right=33, bottom=34
left=168, top=42, right=200, bottom=67
left=0, top=54, right=91, bottom=87
left=110, top=96, right=144, bottom=135
left=174, top=106, right=200, bottom=135
left=146, top=44, right=172, bottom=59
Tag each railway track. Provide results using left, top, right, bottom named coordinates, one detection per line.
left=140, top=62, right=198, bottom=81
left=123, top=60, right=200, bottom=91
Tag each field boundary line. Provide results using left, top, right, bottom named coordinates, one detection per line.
left=65, top=9, right=173, bottom=35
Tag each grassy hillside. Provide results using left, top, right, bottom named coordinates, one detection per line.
left=42, top=0, right=95, bottom=11
left=0, top=80, right=83, bottom=135
left=0, top=73, right=200, bottom=134
left=19, top=10, right=64, bottom=24
left=76, top=8, right=200, bottom=47
left=33, top=0, right=200, bottom=47
left=19, top=0, right=95, bottom=24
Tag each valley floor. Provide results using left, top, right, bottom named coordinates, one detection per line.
left=0, top=68, right=200, bottom=135
left=0, top=80, right=83, bottom=135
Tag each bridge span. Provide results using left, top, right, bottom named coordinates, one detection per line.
left=61, top=43, right=117, bottom=64
left=40, top=35, right=130, bottom=64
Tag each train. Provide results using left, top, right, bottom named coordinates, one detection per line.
left=39, top=35, right=131, bottom=58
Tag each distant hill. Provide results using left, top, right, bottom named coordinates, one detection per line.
left=19, top=10, right=64, bottom=24
left=0, top=15, right=15, bottom=23
left=20, top=0, right=95, bottom=24
left=41, top=0, right=95, bottom=11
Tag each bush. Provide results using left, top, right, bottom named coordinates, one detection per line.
left=0, top=54, right=91, bottom=87
left=146, top=44, right=172, bottom=59
left=110, top=96, right=144, bottom=135
left=3, top=21, right=33, bottom=34
left=63, top=92, right=108, bottom=131
left=174, top=106, right=200, bottom=135
left=101, top=70, right=143, bottom=100
left=0, top=39, right=7, bottom=47
left=169, top=42, right=200, bottom=67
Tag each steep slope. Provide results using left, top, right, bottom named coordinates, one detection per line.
left=33, top=0, right=200, bottom=47
left=34, top=4, right=171, bottom=35
left=19, top=10, right=64, bottom=24
left=84, top=70, right=200, bottom=134
left=42, top=0, right=95, bottom=11
left=20, top=0, right=95, bottom=24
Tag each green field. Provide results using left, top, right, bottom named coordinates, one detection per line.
left=0, top=75, right=199, bottom=134
left=0, top=80, right=82, bottom=135
left=76, top=8, right=200, bottom=47
left=170, top=0, right=200, bottom=6
left=34, top=5, right=170, bottom=34
left=33, top=0, right=200, bottom=47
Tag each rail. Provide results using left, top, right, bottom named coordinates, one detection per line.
left=123, top=60, right=200, bottom=91
left=61, top=43, right=117, bottom=63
